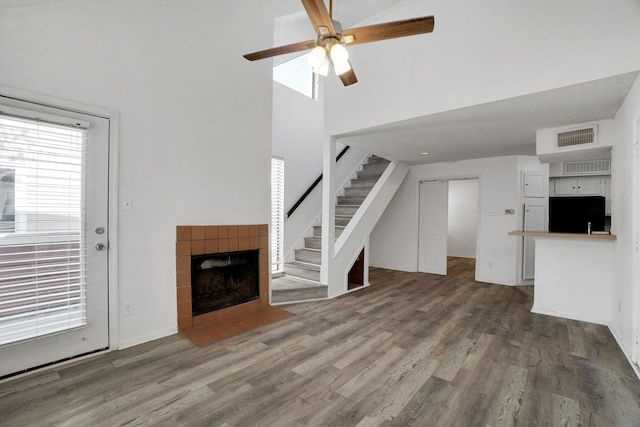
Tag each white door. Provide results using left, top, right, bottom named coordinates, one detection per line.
left=419, top=181, right=448, bottom=275
left=523, top=202, right=545, bottom=280
left=0, top=100, right=109, bottom=378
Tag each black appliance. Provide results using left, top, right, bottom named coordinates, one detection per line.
left=549, top=196, right=605, bottom=233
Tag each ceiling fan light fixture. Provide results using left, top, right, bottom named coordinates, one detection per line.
left=333, top=60, right=352, bottom=76
left=329, top=43, right=349, bottom=65
left=308, top=46, right=327, bottom=68
left=317, top=56, right=330, bottom=76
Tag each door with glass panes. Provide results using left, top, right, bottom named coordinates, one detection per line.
left=0, top=98, right=109, bottom=378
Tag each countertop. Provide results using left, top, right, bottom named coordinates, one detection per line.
left=508, top=231, right=616, bottom=240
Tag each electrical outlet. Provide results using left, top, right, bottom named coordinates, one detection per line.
left=488, top=209, right=496, bottom=216
left=123, top=302, right=133, bottom=317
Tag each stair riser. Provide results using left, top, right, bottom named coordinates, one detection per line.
left=295, top=249, right=321, bottom=264
left=357, top=170, right=385, bottom=180
left=344, top=187, right=372, bottom=197
left=304, top=237, right=321, bottom=249
left=362, top=163, right=388, bottom=173
left=349, top=179, right=378, bottom=188
left=337, top=197, right=365, bottom=205
left=336, top=205, right=359, bottom=215
left=283, top=265, right=320, bottom=281
left=313, top=226, right=344, bottom=237
left=272, top=287, right=327, bottom=303
left=335, top=217, right=351, bottom=226
left=365, top=160, right=390, bottom=166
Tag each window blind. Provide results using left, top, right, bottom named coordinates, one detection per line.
left=271, top=157, right=285, bottom=272
left=0, top=113, right=87, bottom=346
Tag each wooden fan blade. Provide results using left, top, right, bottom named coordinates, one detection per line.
left=301, top=0, right=335, bottom=35
left=343, top=16, right=434, bottom=46
left=243, top=40, right=316, bottom=61
left=338, top=62, right=358, bottom=86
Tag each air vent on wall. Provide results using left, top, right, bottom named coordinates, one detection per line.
left=556, top=125, right=597, bottom=148
left=564, top=159, right=610, bottom=175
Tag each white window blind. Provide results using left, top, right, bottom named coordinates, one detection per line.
left=271, top=157, right=285, bottom=272
left=0, top=112, right=87, bottom=346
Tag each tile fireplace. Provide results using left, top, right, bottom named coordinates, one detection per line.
left=176, top=225, right=269, bottom=330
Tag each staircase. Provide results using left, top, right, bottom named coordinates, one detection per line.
left=271, top=155, right=391, bottom=304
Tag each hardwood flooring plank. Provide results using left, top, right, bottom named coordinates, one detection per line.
left=1, top=258, right=640, bottom=426
left=552, top=393, right=581, bottom=427
left=485, top=364, right=528, bottom=426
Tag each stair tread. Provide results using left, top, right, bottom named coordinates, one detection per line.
left=272, top=276, right=325, bottom=291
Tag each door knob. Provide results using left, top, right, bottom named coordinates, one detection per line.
left=95, top=243, right=106, bottom=251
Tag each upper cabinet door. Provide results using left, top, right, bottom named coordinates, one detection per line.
left=553, top=178, right=577, bottom=195
left=523, top=172, right=545, bottom=198
left=576, top=177, right=602, bottom=195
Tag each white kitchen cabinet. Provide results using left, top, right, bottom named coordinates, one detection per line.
left=551, top=177, right=603, bottom=196
left=553, top=178, right=578, bottom=195
left=576, top=177, right=602, bottom=195
left=523, top=172, right=545, bottom=198
left=603, top=176, right=611, bottom=215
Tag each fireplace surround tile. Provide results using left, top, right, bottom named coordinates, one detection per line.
left=176, top=224, right=270, bottom=331
left=205, top=226, right=218, bottom=239
left=192, top=226, right=206, bottom=240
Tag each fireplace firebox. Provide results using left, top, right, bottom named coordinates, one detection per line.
left=191, top=250, right=259, bottom=316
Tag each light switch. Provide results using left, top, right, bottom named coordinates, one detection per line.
left=505, top=209, right=515, bottom=215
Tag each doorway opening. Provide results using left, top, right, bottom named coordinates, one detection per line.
left=418, top=178, right=479, bottom=277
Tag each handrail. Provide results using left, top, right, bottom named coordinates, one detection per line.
left=286, top=146, right=350, bottom=219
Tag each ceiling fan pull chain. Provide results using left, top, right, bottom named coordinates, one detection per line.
left=329, top=0, right=333, bottom=19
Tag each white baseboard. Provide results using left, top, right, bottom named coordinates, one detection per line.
left=608, top=324, right=640, bottom=380
left=118, top=327, right=177, bottom=350
left=531, top=306, right=609, bottom=326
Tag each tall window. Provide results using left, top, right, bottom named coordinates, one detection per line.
left=0, top=112, right=87, bottom=345
left=271, top=157, right=285, bottom=272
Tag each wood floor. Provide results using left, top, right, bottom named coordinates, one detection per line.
left=2, top=257, right=640, bottom=426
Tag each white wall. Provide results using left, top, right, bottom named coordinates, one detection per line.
left=609, top=75, right=640, bottom=358
left=0, top=0, right=274, bottom=348
left=324, top=0, right=640, bottom=136
left=370, top=156, right=528, bottom=285
left=447, top=180, right=478, bottom=258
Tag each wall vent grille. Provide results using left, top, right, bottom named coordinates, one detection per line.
left=564, top=159, right=610, bottom=175
left=556, top=126, right=596, bottom=148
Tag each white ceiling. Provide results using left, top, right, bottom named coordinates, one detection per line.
left=274, top=2, right=639, bottom=166
left=335, top=72, right=639, bottom=165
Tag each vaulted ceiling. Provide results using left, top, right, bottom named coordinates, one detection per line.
left=274, top=0, right=639, bottom=165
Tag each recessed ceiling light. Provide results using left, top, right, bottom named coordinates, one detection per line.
left=420, top=151, right=430, bottom=156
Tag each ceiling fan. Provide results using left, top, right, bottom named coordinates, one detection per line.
left=243, top=0, right=435, bottom=86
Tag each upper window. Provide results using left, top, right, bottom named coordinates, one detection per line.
left=273, top=54, right=317, bottom=100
